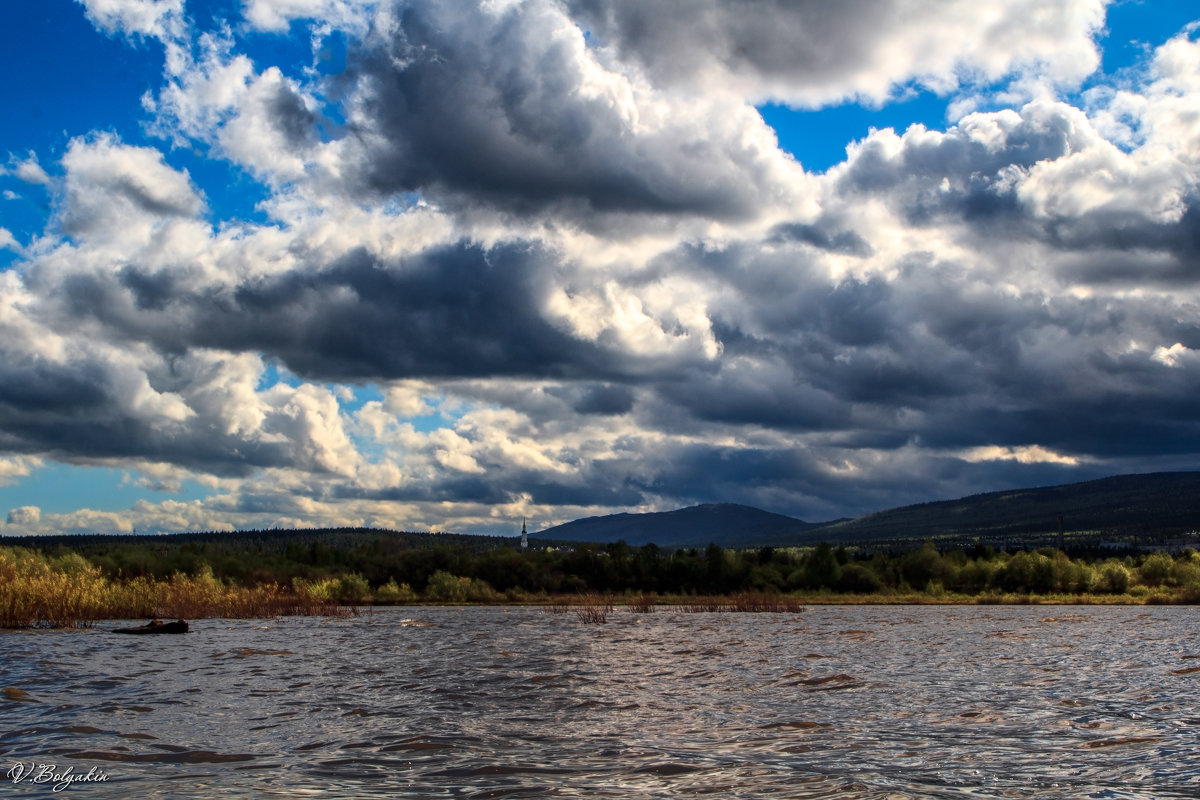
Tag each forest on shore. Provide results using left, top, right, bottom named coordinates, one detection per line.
left=3, top=527, right=1200, bottom=627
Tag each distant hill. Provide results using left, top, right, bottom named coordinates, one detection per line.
left=536, top=503, right=826, bottom=547
left=534, top=472, right=1200, bottom=550
left=809, top=471, right=1200, bottom=546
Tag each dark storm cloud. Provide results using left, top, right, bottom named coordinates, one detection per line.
left=118, top=265, right=182, bottom=311
left=769, top=222, right=873, bottom=256
left=569, top=0, right=896, bottom=90
left=37, top=240, right=715, bottom=384
left=583, top=440, right=909, bottom=521
left=918, top=400, right=1200, bottom=458
left=332, top=474, right=513, bottom=506
left=331, top=460, right=647, bottom=508
left=547, top=383, right=636, bottom=416
left=19, top=198, right=1200, bottom=512
left=651, top=359, right=851, bottom=431
left=265, top=80, right=319, bottom=148
left=566, top=0, right=1104, bottom=107
left=1045, top=201, right=1200, bottom=285
left=329, top=0, right=787, bottom=221
left=207, top=243, right=644, bottom=381
left=613, top=232, right=1200, bottom=467
left=835, top=104, right=1085, bottom=225
left=0, top=364, right=288, bottom=477
left=0, top=359, right=109, bottom=415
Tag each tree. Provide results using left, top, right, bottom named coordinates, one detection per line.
left=805, top=543, right=841, bottom=590
left=836, top=563, right=882, bottom=593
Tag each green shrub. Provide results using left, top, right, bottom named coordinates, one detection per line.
left=1097, top=562, right=1131, bottom=594
left=836, top=563, right=882, bottom=593
left=375, top=579, right=417, bottom=603
left=424, top=569, right=468, bottom=602
left=1138, top=553, right=1174, bottom=587
left=335, top=572, right=371, bottom=603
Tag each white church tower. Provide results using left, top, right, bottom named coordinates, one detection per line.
left=521, top=517, right=528, bottom=550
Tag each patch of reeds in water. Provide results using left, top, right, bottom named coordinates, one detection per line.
left=627, top=592, right=657, bottom=613
left=681, top=592, right=806, bottom=613
left=574, top=593, right=614, bottom=624
left=156, top=575, right=353, bottom=619
left=541, top=591, right=803, bottom=617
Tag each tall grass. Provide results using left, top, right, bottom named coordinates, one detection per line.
left=627, top=592, right=657, bottom=613
left=677, top=592, right=805, bottom=612
left=727, top=592, right=806, bottom=612
left=0, top=548, right=116, bottom=628
left=0, top=547, right=349, bottom=628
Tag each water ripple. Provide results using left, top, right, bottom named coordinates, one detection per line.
left=2, top=606, right=1199, bottom=798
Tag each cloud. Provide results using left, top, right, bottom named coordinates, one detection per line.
left=959, top=445, right=1081, bottom=466
left=56, top=134, right=205, bottom=249
left=190, top=0, right=811, bottom=225
left=4, top=1, right=1200, bottom=533
left=1153, top=343, right=1195, bottom=368
left=569, top=0, right=1107, bottom=106
left=6, top=505, right=40, bottom=525
left=0, top=456, right=40, bottom=486
left=825, top=86, right=1200, bottom=286
left=78, top=0, right=183, bottom=41
left=240, top=0, right=376, bottom=34
left=148, top=33, right=327, bottom=189
left=9, top=152, right=51, bottom=186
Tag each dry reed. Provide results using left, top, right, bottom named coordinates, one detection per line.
left=574, top=593, right=614, bottom=623
left=679, top=592, right=805, bottom=613
left=627, top=592, right=657, bottom=613
left=0, top=547, right=352, bottom=628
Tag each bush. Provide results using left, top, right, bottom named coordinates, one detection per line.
left=803, top=543, right=841, bottom=589
left=1097, top=562, right=1131, bottom=594
left=1173, top=559, right=1200, bottom=588
left=900, top=543, right=945, bottom=589
left=836, top=563, right=883, bottom=593
left=335, top=572, right=371, bottom=603
left=1179, top=581, right=1200, bottom=604
left=424, top=569, right=468, bottom=602
left=952, top=559, right=993, bottom=593
left=1138, top=553, right=1173, bottom=587
left=421, top=570, right=497, bottom=603
left=375, top=579, right=417, bottom=603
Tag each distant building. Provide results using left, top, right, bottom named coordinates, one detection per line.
left=521, top=517, right=528, bottom=551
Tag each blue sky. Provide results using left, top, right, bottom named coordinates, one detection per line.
left=2, top=0, right=1200, bottom=536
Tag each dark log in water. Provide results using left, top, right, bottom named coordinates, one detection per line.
left=112, top=619, right=190, bottom=635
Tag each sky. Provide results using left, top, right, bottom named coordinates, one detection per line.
left=1, top=0, right=1199, bottom=537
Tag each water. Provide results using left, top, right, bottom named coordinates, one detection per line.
left=2, top=605, right=1199, bottom=798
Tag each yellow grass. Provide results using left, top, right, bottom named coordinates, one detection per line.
left=0, top=547, right=349, bottom=629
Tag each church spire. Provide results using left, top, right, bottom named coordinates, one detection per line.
left=521, top=517, right=528, bottom=550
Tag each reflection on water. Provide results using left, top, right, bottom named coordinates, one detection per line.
left=2, top=606, right=1199, bottom=798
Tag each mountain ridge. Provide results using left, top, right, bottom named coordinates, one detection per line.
left=536, top=502, right=827, bottom=547
left=535, top=472, right=1200, bottom=548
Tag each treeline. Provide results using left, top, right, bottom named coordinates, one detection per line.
left=4, top=533, right=1200, bottom=626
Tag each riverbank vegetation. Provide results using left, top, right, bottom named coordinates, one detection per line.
left=0, top=547, right=352, bottom=628
left=3, top=533, right=1200, bottom=627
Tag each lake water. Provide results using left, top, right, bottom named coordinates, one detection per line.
left=2, top=605, right=1199, bottom=798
